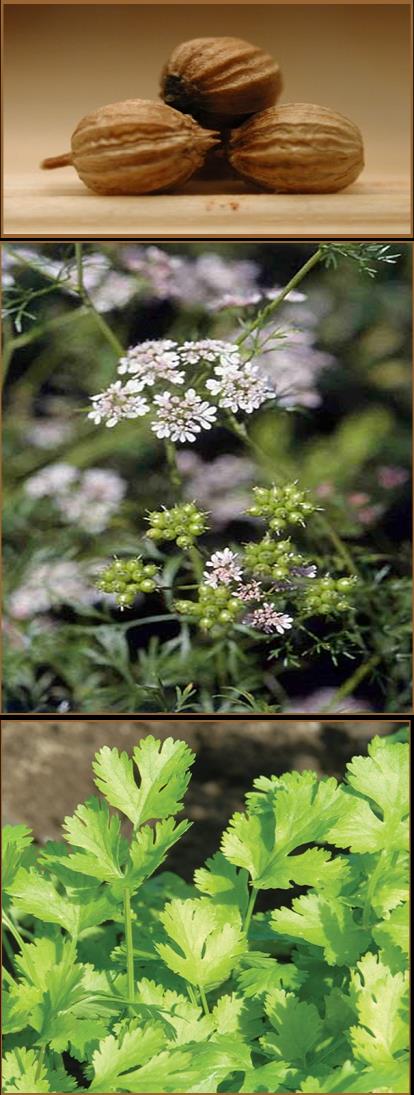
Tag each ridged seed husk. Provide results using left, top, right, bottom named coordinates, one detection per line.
left=161, top=37, right=282, bottom=126
left=71, top=99, right=218, bottom=194
left=228, top=103, right=364, bottom=192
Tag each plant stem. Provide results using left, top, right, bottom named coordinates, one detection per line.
left=314, top=514, right=360, bottom=577
left=2, top=963, right=16, bottom=986
left=74, top=242, right=124, bottom=357
left=243, top=886, right=258, bottom=934
left=187, top=984, right=199, bottom=1008
left=164, top=439, right=182, bottom=488
left=237, top=247, right=324, bottom=347
left=198, top=985, right=210, bottom=1015
left=189, top=544, right=204, bottom=583
left=2, top=931, right=16, bottom=971
left=34, top=1045, right=46, bottom=1083
left=323, top=653, right=381, bottom=712
left=123, top=889, right=135, bottom=1003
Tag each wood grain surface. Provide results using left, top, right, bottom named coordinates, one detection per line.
left=3, top=171, right=411, bottom=238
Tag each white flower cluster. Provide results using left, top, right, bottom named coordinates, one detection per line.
left=204, top=549, right=243, bottom=587
left=206, top=361, right=274, bottom=414
left=25, top=463, right=126, bottom=533
left=8, top=560, right=98, bottom=619
left=89, top=338, right=277, bottom=442
left=245, top=604, right=293, bottom=635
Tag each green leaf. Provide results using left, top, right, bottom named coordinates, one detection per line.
left=237, top=953, right=304, bottom=999
left=349, top=953, right=408, bottom=1065
left=262, top=988, right=323, bottom=1066
left=2, top=1047, right=50, bottom=1092
left=326, top=739, right=409, bottom=854
left=221, top=771, right=345, bottom=890
left=133, top=736, right=195, bottom=825
left=8, top=869, right=81, bottom=937
left=240, top=1060, right=293, bottom=1093
left=2, top=826, right=33, bottom=892
left=63, top=797, right=126, bottom=882
left=136, top=979, right=212, bottom=1045
left=92, top=746, right=144, bottom=826
left=89, top=1022, right=167, bottom=1092
left=271, top=893, right=370, bottom=966
left=123, top=818, right=191, bottom=893
left=373, top=901, right=409, bottom=960
left=194, top=852, right=249, bottom=919
left=156, top=898, right=246, bottom=990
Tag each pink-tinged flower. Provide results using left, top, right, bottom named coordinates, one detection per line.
left=347, top=492, right=371, bottom=508
left=235, top=580, right=265, bottom=603
left=88, top=381, right=149, bottom=427
left=204, top=548, right=243, bottom=587
left=377, top=465, right=409, bottom=489
left=206, top=362, right=275, bottom=414
left=117, top=339, right=184, bottom=388
left=245, top=604, right=293, bottom=635
left=315, top=482, right=334, bottom=498
left=151, top=389, right=217, bottom=444
left=357, top=504, right=384, bottom=526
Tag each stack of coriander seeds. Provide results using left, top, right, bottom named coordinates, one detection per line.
left=41, top=35, right=364, bottom=195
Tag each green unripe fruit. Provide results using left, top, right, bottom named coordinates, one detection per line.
left=141, top=579, right=156, bottom=593
left=218, top=611, right=232, bottom=624
left=176, top=536, right=192, bottom=548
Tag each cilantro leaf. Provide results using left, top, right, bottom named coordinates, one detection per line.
left=63, top=797, right=126, bottom=882
left=349, top=952, right=409, bottom=1065
left=261, top=988, right=323, bottom=1066
left=156, top=899, right=246, bottom=990
left=221, top=772, right=345, bottom=890
left=271, top=893, right=370, bottom=966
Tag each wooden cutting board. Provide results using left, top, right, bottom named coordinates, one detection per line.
left=3, top=171, right=411, bottom=238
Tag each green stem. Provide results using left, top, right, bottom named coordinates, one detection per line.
left=2, top=913, right=26, bottom=954
left=314, top=514, right=360, bottom=577
left=2, top=931, right=16, bottom=971
left=123, top=889, right=135, bottom=1003
left=164, top=439, right=182, bottom=488
left=74, top=241, right=124, bottom=357
left=34, top=1045, right=46, bottom=1084
left=243, top=886, right=258, bottom=934
left=2, top=306, right=90, bottom=384
left=2, top=963, right=16, bottom=986
left=198, top=985, right=210, bottom=1015
left=323, top=653, right=381, bottom=712
left=75, top=242, right=84, bottom=295
left=187, top=983, right=199, bottom=1008
left=237, top=247, right=324, bottom=347
left=189, top=544, right=204, bottom=583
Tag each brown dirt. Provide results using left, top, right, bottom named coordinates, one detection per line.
left=1, top=717, right=400, bottom=882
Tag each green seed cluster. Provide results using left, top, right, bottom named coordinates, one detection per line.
left=244, top=537, right=302, bottom=579
left=175, top=584, right=243, bottom=634
left=248, top=483, right=316, bottom=533
left=146, top=502, right=208, bottom=549
left=97, top=557, right=159, bottom=608
left=302, top=575, right=357, bottom=616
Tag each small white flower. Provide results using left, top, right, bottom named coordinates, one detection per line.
left=245, top=604, right=293, bottom=635
left=151, top=389, right=217, bottom=444
left=117, top=339, right=184, bottom=389
left=203, top=548, right=243, bottom=587
left=180, top=340, right=241, bottom=366
left=88, top=381, right=149, bottom=427
left=206, top=362, right=275, bottom=414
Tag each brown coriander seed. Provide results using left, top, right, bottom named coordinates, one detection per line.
left=41, top=98, right=219, bottom=195
left=228, top=102, right=365, bottom=193
left=160, top=36, right=282, bottom=129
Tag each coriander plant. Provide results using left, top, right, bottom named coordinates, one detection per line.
left=2, top=242, right=411, bottom=713
left=2, top=729, right=409, bottom=1092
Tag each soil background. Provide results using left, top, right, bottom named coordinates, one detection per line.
left=2, top=718, right=403, bottom=886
